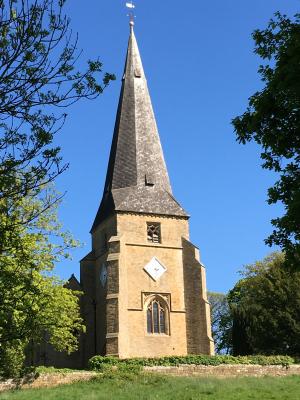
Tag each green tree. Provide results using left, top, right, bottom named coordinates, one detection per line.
left=227, top=253, right=300, bottom=356
left=208, top=292, right=231, bottom=354
left=0, top=0, right=115, bottom=376
left=232, top=12, right=300, bottom=266
left=0, top=184, right=84, bottom=377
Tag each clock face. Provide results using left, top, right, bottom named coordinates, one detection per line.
left=143, top=257, right=167, bottom=281
left=100, top=263, right=107, bottom=288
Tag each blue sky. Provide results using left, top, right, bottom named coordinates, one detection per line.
left=54, top=0, right=300, bottom=293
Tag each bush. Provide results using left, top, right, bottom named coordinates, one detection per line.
left=88, top=354, right=295, bottom=372
left=88, top=356, right=142, bottom=375
left=0, top=341, right=26, bottom=379
left=88, top=356, right=119, bottom=371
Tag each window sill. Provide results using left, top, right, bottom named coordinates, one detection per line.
left=145, top=333, right=170, bottom=337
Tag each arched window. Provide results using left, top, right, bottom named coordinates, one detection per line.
left=146, top=298, right=169, bottom=335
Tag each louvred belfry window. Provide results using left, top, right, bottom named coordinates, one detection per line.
left=147, top=222, right=161, bottom=243
left=147, top=298, right=168, bottom=334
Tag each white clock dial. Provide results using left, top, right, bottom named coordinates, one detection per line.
left=100, top=263, right=107, bottom=287
left=144, top=257, right=167, bottom=281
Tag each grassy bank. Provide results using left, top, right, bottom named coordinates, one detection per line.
left=0, top=373, right=300, bottom=400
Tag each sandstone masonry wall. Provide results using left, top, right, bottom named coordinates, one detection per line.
left=145, top=364, right=300, bottom=378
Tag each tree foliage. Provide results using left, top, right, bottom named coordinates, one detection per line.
left=0, top=184, right=84, bottom=377
left=0, top=0, right=115, bottom=376
left=207, top=292, right=231, bottom=354
left=226, top=253, right=300, bottom=356
left=232, top=12, right=300, bottom=266
left=0, top=0, right=115, bottom=209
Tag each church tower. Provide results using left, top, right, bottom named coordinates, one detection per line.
left=80, top=21, right=214, bottom=362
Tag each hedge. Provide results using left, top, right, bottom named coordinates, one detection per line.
left=88, top=354, right=295, bottom=371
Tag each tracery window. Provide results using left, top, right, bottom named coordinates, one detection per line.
left=147, top=222, right=161, bottom=243
left=147, top=298, right=168, bottom=334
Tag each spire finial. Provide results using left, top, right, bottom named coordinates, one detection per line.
left=126, top=1, right=136, bottom=29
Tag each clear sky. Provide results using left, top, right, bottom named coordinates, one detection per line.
left=54, top=0, right=300, bottom=293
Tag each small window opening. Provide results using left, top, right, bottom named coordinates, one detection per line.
left=145, top=173, right=155, bottom=186
left=134, top=68, right=142, bottom=78
left=147, top=222, right=161, bottom=243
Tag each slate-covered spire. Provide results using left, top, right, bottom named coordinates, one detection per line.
left=91, top=23, right=187, bottom=232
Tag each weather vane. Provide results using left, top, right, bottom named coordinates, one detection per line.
left=126, top=1, right=136, bottom=26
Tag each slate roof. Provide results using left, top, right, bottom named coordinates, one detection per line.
left=65, top=274, right=82, bottom=291
left=91, top=24, right=188, bottom=232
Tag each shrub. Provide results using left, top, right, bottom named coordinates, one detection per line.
left=0, top=341, right=26, bottom=379
left=88, top=359, right=142, bottom=382
left=88, top=356, right=119, bottom=371
left=88, top=354, right=295, bottom=372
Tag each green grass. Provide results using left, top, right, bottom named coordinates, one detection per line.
left=1, top=373, right=300, bottom=400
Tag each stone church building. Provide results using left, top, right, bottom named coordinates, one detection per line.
left=36, top=22, right=214, bottom=368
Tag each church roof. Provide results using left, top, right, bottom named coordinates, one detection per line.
left=91, top=24, right=188, bottom=232
left=65, top=274, right=82, bottom=291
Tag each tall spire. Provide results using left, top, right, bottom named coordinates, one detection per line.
left=91, top=25, right=187, bottom=231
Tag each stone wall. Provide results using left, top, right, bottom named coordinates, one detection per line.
left=0, top=372, right=96, bottom=392
left=145, top=364, right=300, bottom=377
left=87, top=211, right=214, bottom=359
left=2, top=365, right=300, bottom=393
left=182, top=238, right=214, bottom=355
left=117, top=213, right=189, bottom=358
left=81, top=214, right=118, bottom=365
